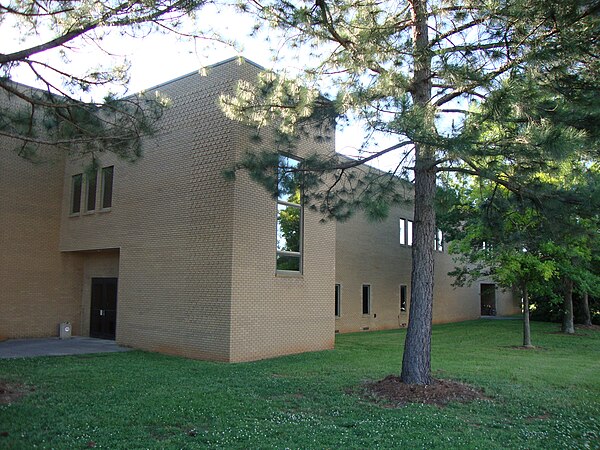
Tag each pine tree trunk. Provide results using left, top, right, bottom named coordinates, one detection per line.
left=580, top=292, right=592, bottom=326
left=522, top=282, right=533, bottom=348
left=401, top=149, right=436, bottom=385
left=561, top=278, right=575, bottom=334
left=400, top=0, right=435, bottom=385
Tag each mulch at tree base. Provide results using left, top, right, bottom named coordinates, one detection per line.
left=364, top=375, right=487, bottom=407
left=578, top=324, right=600, bottom=331
left=507, top=345, right=545, bottom=350
left=0, top=380, right=34, bottom=405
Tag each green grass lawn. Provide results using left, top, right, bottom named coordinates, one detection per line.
left=1, top=320, right=599, bottom=449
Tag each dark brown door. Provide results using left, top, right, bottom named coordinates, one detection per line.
left=480, top=283, right=496, bottom=316
left=90, top=278, right=118, bottom=339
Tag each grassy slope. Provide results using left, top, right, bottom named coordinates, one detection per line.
left=0, top=320, right=599, bottom=449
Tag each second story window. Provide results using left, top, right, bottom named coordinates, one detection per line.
left=101, top=166, right=114, bottom=209
left=435, top=229, right=444, bottom=252
left=399, top=218, right=413, bottom=246
left=276, top=155, right=302, bottom=272
left=71, top=174, right=82, bottom=214
left=86, top=169, right=97, bottom=212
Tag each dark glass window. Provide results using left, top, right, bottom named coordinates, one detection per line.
left=86, top=169, right=97, bottom=211
left=335, top=284, right=341, bottom=317
left=276, top=155, right=302, bottom=272
left=71, top=174, right=82, bottom=214
left=102, top=166, right=114, bottom=209
left=362, top=284, right=371, bottom=315
left=400, top=285, right=407, bottom=312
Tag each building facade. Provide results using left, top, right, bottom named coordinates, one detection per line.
left=334, top=200, right=520, bottom=333
left=0, top=58, right=519, bottom=361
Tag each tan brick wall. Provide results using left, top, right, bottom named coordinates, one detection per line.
left=0, top=108, right=83, bottom=338
left=55, top=58, right=336, bottom=362
left=1, top=58, right=518, bottom=359
left=335, top=199, right=520, bottom=333
left=58, top=60, right=248, bottom=360
left=228, top=62, right=337, bottom=360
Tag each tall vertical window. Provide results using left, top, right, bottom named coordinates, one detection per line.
left=86, top=169, right=97, bottom=211
left=400, top=285, right=408, bottom=312
left=276, top=155, right=302, bottom=272
left=101, top=166, right=114, bottom=209
left=362, top=284, right=371, bottom=315
left=335, top=284, right=341, bottom=317
left=399, top=219, right=406, bottom=245
left=435, top=229, right=444, bottom=252
left=71, top=174, right=82, bottom=214
left=400, top=218, right=413, bottom=246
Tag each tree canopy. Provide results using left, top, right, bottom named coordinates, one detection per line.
left=0, top=0, right=214, bottom=160
left=221, top=0, right=600, bottom=384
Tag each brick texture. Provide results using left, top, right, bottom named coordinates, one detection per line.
left=335, top=198, right=521, bottom=333
left=0, top=58, right=519, bottom=361
left=0, top=88, right=83, bottom=338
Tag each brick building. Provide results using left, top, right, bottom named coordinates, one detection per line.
left=0, top=58, right=519, bottom=362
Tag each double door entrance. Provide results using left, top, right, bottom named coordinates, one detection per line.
left=90, top=278, right=118, bottom=340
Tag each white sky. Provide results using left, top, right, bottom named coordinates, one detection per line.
left=1, top=3, right=403, bottom=171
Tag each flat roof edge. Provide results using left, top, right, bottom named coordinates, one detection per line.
left=138, top=56, right=265, bottom=93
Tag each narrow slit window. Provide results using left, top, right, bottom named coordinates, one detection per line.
left=86, top=169, right=97, bottom=211
left=436, top=229, right=444, bottom=252
left=362, top=284, right=371, bottom=315
left=335, top=284, right=341, bottom=317
left=400, top=285, right=407, bottom=312
left=71, top=174, right=82, bottom=214
left=399, top=219, right=406, bottom=245
left=101, top=166, right=114, bottom=209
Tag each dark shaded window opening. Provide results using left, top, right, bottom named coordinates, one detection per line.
left=102, top=166, right=114, bottom=209
left=71, top=174, right=82, bottom=214
left=86, top=170, right=97, bottom=211
left=400, top=285, right=407, bottom=312
left=362, top=284, right=371, bottom=315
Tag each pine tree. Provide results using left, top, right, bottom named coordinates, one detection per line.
left=221, top=0, right=600, bottom=383
left=0, top=1, right=213, bottom=160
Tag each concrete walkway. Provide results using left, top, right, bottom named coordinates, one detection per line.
left=0, top=337, right=131, bottom=359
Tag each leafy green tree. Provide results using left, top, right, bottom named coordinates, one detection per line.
left=221, top=0, right=599, bottom=383
left=440, top=161, right=599, bottom=344
left=0, top=0, right=214, bottom=159
left=444, top=182, right=556, bottom=347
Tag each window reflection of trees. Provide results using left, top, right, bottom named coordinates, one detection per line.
left=276, top=155, right=302, bottom=272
